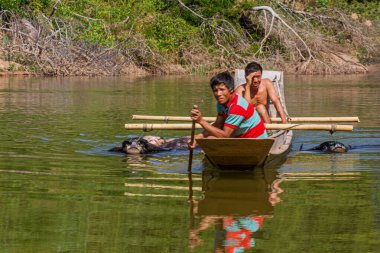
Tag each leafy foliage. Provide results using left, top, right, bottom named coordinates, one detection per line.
left=331, top=0, right=380, bottom=21
left=316, top=0, right=329, bottom=8
left=0, top=0, right=28, bottom=12
left=0, top=0, right=378, bottom=75
left=144, top=13, right=199, bottom=53
left=182, top=0, right=236, bottom=17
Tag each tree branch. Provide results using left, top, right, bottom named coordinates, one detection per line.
left=250, top=6, right=313, bottom=69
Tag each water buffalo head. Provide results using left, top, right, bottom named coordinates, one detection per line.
left=121, top=138, right=171, bottom=154
left=314, top=141, right=348, bottom=153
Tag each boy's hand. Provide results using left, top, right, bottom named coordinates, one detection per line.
left=190, top=108, right=203, bottom=124
left=245, top=72, right=255, bottom=86
left=188, top=138, right=197, bottom=149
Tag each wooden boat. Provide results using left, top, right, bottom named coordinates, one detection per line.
left=127, top=71, right=356, bottom=169
left=197, top=70, right=293, bottom=170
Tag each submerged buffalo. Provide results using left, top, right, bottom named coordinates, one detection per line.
left=301, top=141, right=351, bottom=153
left=109, top=136, right=190, bottom=154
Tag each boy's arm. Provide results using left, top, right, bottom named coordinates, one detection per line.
left=241, top=72, right=256, bottom=103
left=266, top=80, right=288, bottom=123
left=191, top=109, right=234, bottom=137
left=196, top=115, right=234, bottom=138
left=235, top=84, right=244, bottom=95
left=189, top=113, right=234, bottom=148
left=194, top=115, right=224, bottom=139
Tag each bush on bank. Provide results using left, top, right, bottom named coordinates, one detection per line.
left=0, top=0, right=379, bottom=76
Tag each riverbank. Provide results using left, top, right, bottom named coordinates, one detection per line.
left=1, top=1, right=379, bottom=77
left=1, top=57, right=378, bottom=78
left=0, top=59, right=34, bottom=77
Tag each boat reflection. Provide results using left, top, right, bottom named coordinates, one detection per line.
left=188, top=164, right=283, bottom=252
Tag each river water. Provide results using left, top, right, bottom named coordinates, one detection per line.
left=0, top=71, right=379, bottom=253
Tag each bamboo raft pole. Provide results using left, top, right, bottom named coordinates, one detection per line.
left=125, top=123, right=354, bottom=131
left=132, top=115, right=360, bottom=123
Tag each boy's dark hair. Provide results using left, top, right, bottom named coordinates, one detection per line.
left=210, top=71, right=234, bottom=91
left=245, top=62, right=263, bottom=77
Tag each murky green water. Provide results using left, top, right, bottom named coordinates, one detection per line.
left=0, top=71, right=379, bottom=253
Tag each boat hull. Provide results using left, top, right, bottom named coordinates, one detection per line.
left=198, top=130, right=292, bottom=170
left=197, top=138, right=274, bottom=170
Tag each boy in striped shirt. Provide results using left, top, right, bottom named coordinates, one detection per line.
left=190, top=71, right=268, bottom=148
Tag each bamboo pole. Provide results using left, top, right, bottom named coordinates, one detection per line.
left=132, top=115, right=216, bottom=122
left=125, top=123, right=354, bottom=131
left=132, top=115, right=360, bottom=123
left=285, top=117, right=359, bottom=123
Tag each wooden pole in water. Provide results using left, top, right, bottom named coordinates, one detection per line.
left=132, top=115, right=360, bottom=123
left=188, top=105, right=198, bottom=172
left=124, top=123, right=354, bottom=131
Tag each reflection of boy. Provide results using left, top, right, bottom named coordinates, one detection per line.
left=268, top=178, right=284, bottom=206
left=223, top=217, right=264, bottom=253
left=188, top=215, right=264, bottom=252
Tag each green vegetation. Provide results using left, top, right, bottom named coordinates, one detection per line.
left=8, top=63, right=15, bottom=71
left=144, top=14, right=198, bottom=53
left=316, top=0, right=329, bottom=8
left=332, top=0, right=380, bottom=21
left=0, top=0, right=379, bottom=75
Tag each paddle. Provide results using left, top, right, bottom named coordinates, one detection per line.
left=188, top=105, right=198, bottom=172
